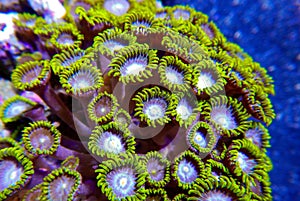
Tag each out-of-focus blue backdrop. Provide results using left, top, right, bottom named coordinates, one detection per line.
left=162, top=0, right=300, bottom=200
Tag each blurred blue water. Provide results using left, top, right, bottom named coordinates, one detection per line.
left=162, top=0, right=300, bottom=200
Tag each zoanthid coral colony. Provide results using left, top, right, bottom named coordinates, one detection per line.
left=0, top=0, right=275, bottom=200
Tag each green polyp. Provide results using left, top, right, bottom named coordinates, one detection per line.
left=0, top=147, right=34, bottom=200
left=99, top=0, right=137, bottom=17
left=50, top=47, right=87, bottom=75
left=93, top=28, right=137, bottom=58
left=220, top=41, right=252, bottom=62
left=186, top=121, right=216, bottom=157
left=59, top=62, right=104, bottom=97
left=225, top=58, right=254, bottom=89
left=11, top=60, right=51, bottom=91
left=113, top=108, right=132, bottom=126
left=249, top=174, right=272, bottom=201
left=142, top=151, right=170, bottom=188
left=190, top=59, right=227, bottom=97
left=169, top=5, right=197, bottom=21
left=48, top=23, right=84, bottom=51
left=158, top=56, right=192, bottom=92
left=88, top=122, right=135, bottom=157
left=75, top=6, right=116, bottom=26
left=132, top=86, right=178, bottom=127
left=243, top=121, right=271, bottom=152
left=22, top=120, right=61, bottom=156
left=75, top=6, right=116, bottom=43
left=197, top=21, right=227, bottom=46
left=87, top=91, right=119, bottom=124
left=155, top=7, right=171, bottom=20
left=123, top=11, right=161, bottom=33
left=63, top=0, right=96, bottom=24
left=0, top=95, right=37, bottom=123
left=33, top=22, right=56, bottom=41
left=172, top=150, right=205, bottom=190
left=202, top=95, right=251, bottom=137
left=161, top=30, right=208, bottom=63
left=95, top=153, right=147, bottom=201
left=108, top=43, right=159, bottom=84
left=226, top=139, right=270, bottom=188
left=207, top=47, right=235, bottom=72
left=40, top=167, right=81, bottom=201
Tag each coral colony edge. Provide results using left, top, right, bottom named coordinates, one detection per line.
left=0, top=0, right=275, bottom=200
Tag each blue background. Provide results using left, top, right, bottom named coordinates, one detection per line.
left=162, top=0, right=300, bottom=200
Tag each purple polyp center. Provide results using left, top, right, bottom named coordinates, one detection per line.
left=106, top=166, right=136, bottom=198
left=173, top=9, right=190, bottom=20
left=165, top=66, right=184, bottom=84
left=120, top=55, right=148, bottom=76
left=177, top=159, right=198, bottom=183
left=30, top=127, right=54, bottom=151
left=143, top=98, right=167, bottom=120
left=237, top=152, right=257, bottom=174
left=210, top=105, right=237, bottom=130
left=22, top=66, right=42, bottom=83
left=0, top=159, right=23, bottom=191
left=97, top=131, right=125, bottom=154
left=245, top=127, right=263, bottom=148
left=57, top=33, right=74, bottom=45
left=104, top=40, right=127, bottom=52
left=48, top=175, right=76, bottom=200
left=94, top=96, right=112, bottom=117
left=193, top=131, right=207, bottom=148
left=147, top=158, right=166, bottom=181
left=104, top=0, right=130, bottom=16
left=201, top=24, right=215, bottom=39
left=196, top=71, right=216, bottom=90
left=68, top=70, right=95, bottom=91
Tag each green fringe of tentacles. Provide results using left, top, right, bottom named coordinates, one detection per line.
left=22, top=120, right=61, bottom=156
left=88, top=122, right=135, bottom=157
left=0, top=147, right=34, bottom=200
left=95, top=153, right=147, bottom=201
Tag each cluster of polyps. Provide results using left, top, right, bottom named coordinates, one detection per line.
left=0, top=0, right=274, bottom=200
